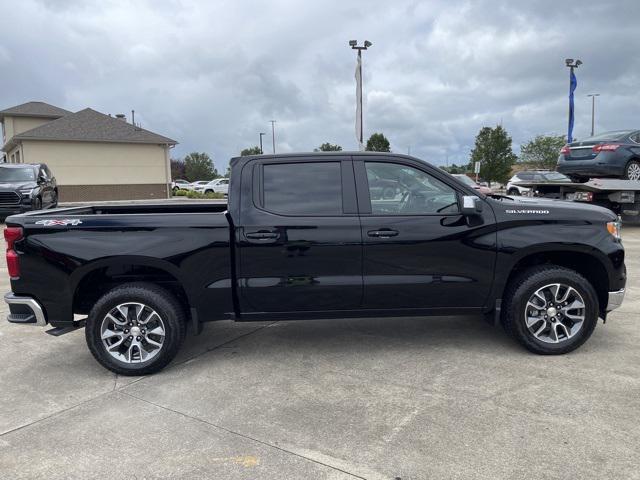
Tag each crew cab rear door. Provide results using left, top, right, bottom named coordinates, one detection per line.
left=354, top=157, right=497, bottom=311
left=236, top=156, right=362, bottom=315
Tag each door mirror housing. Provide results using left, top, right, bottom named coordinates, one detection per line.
left=461, top=195, right=483, bottom=215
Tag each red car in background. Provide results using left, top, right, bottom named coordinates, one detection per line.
left=452, top=174, right=492, bottom=195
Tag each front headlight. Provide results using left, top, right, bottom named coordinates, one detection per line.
left=607, top=220, right=622, bottom=240
left=18, top=188, right=33, bottom=197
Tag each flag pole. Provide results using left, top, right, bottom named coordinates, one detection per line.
left=350, top=40, right=372, bottom=151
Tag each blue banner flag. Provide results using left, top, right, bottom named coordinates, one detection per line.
left=568, top=69, right=577, bottom=143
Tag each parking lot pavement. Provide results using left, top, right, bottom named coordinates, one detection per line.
left=1, top=231, right=639, bottom=479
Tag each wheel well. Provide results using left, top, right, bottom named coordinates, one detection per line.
left=504, top=251, right=609, bottom=310
left=73, top=264, right=190, bottom=316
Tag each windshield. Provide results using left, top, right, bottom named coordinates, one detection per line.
left=453, top=175, right=476, bottom=187
left=543, top=172, right=570, bottom=182
left=0, top=167, right=36, bottom=182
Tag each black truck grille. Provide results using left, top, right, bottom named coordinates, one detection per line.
left=0, top=192, right=20, bottom=205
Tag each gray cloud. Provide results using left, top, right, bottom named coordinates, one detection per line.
left=1, top=0, right=639, bottom=171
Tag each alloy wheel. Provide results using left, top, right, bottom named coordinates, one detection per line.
left=524, top=283, right=586, bottom=344
left=627, top=162, right=640, bottom=181
left=100, top=303, right=166, bottom=363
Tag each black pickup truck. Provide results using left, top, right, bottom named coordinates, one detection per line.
left=4, top=153, right=626, bottom=375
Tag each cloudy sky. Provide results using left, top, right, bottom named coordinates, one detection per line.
left=1, top=0, right=639, bottom=172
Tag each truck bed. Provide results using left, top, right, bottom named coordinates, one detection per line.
left=16, top=201, right=228, bottom=216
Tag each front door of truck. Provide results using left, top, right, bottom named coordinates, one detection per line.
left=354, top=157, right=497, bottom=311
left=236, top=157, right=363, bottom=315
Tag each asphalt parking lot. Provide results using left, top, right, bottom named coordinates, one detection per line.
left=0, top=228, right=638, bottom=480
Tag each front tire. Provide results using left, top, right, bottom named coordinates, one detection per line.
left=85, top=283, right=186, bottom=375
left=624, top=160, right=640, bottom=181
left=502, top=266, right=598, bottom=355
left=507, top=188, right=520, bottom=196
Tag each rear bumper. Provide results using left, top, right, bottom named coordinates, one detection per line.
left=557, top=156, right=625, bottom=178
left=4, top=293, right=47, bottom=326
left=606, top=288, right=625, bottom=312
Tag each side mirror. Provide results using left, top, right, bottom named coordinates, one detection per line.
left=461, top=195, right=483, bottom=215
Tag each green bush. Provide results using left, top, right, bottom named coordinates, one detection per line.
left=173, top=189, right=187, bottom=196
left=184, top=190, right=226, bottom=200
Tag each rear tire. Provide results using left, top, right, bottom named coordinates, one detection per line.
left=85, top=283, right=186, bottom=375
left=624, top=160, right=640, bottom=181
left=568, top=175, right=588, bottom=183
left=507, top=188, right=520, bottom=196
left=502, top=266, right=598, bottom=355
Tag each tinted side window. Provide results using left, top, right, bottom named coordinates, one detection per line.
left=365, top=162, right=458, bottom=215
left=263, top=162, right=342, bottom=215
left=518, top=173, right=534, bottom=181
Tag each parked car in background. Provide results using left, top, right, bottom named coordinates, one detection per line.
left=507, top=171, right=570, bottom=196
left=557, top=130, right=640, bottom=181
left=171, top=179, right=190, bottom=193
left=0, top=163, right=57, bottom=217
left=184, top=181, right=209, bottom=191
left=194, top=178, right=229, bottom=195
left=452, top=174, right=492, bottom=194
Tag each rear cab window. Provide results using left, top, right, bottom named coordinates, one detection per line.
left=256, top=161, right=350, bottom=216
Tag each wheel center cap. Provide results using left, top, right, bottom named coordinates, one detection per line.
left=546, top=307, right=557, bottom=318
left=130, top=326, right=141, bottom=337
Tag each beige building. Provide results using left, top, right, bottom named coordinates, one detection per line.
left=0, top=101, right=177, bottom=201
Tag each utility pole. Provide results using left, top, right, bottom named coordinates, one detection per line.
left=565, top=58, right=582, bottom=143
left=259, top=132, right=266, bottom=154
left=587, top=93, right=600, bottom=137
left=270, top=120, right=276, bottom=154
left=349, top=40, right=372, bottom=150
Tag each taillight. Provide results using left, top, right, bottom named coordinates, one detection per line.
left=4, top=226, right=23, bottom=278
left=560, top=145, right=570, bottom=155
left=593, top=143, right=620, bottom=153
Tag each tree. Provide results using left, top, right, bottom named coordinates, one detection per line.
left=314, top=142, right=342, bottom=152
left=184, top=152, right=217, bottom=181
left=170, top=158, right=186, bottom=180
left=366, top=133, right=391, bottom=152
left=469, top=125, right=517, bottom=185
left=519, top=135, right=566, bottom=169
left=440, top=163, right=467, bottom=174
left=241, top=146, right=262, bottom=156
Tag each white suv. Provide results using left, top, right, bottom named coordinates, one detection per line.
left=194, top=178, right=229, bottom=195
left=507, top=171, right=570, bottom=196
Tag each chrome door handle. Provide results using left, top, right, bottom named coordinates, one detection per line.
left=245, top=231, right=279, bottom=240
left=367, top=229, right=399, bottom=238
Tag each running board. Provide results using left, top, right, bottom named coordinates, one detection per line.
left=46, top=319, right=86, bottom=337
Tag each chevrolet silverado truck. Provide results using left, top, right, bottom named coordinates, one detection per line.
left=4, top=153, right=626, bottom=375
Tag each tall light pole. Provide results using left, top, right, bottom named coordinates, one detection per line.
left=565, top=58, right=582, bottom=143
left=349, top=40, right=372, bottom=150
left=259, top=132, right=266, bottom=154
left=270, top=120, right=276, bottom=154
left=587, top=93, right=600, bottom=137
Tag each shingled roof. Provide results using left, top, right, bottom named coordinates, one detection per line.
left=0, top=101, right=72, bottom=120
left=5, top=108, right=177, bottom=150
